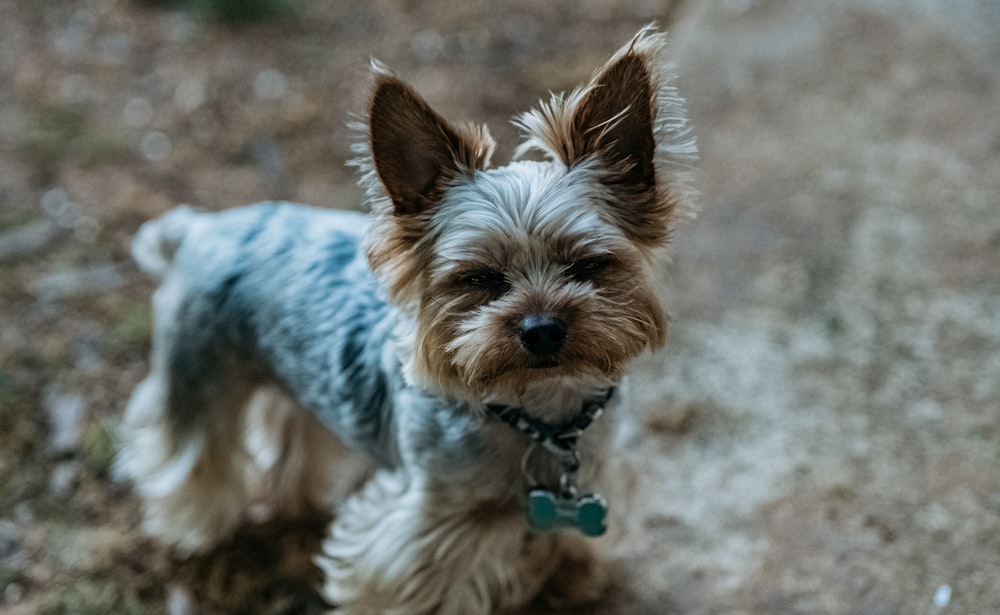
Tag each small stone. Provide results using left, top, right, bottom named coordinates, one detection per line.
left=0, top=220, right=61, bottom=263
left=33, top=264, right=126, bottom=300
left=933, top=584, right=951, bottom=608
left=167, top=583, right=198, bottom=615
left=174, top=78, right=205, bottom=112
left=141, top=131, right=172, bottom=162
left=0, top=519, right=20, bottom=557
left=4, top=582, right=23, bottom=604
left=254, top=69, right=287, bottom=100
left=50, top=461, right=81, bottom=497
left=43, top=389, right=86, bottom=454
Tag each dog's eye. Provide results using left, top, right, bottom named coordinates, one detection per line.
left=567, top=257, right=613, bottom=280
left=461, top=269, right=510, bottom=295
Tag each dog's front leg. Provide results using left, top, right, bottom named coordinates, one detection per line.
left=318, top=469, right=571, bottom=615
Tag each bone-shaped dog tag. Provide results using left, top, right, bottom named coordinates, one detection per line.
left=527, top=489, right=608, bottom=537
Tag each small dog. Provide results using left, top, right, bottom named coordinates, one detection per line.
left=117, top=23, right=696, bottom=614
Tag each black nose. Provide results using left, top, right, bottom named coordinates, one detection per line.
left=519, top=314, right=568, bottom=356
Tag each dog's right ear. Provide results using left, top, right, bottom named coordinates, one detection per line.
left=368, top=63, right=495, bottom=216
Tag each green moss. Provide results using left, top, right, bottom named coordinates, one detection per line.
left=0, top=370, right=17, bottom=408
left=82, top=417, right=119, bottom=480
left=39, top=577, right=147, bottom=615
left=152, top=0, right=298, bottom=23
left=824, top=312, right=845, bottom=336
left=14, top=107, right=130, bottom=179
left=111, top=305, right=153, bottom=349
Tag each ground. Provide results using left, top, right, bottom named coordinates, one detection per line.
left=1, top=0, right=999, bottom=613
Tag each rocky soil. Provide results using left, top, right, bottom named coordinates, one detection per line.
left=1, top=0, right=998, bottom=613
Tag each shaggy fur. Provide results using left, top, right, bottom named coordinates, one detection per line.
left=117, top=23, right=696, bottom=614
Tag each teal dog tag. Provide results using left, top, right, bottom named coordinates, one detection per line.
left=527, top=489, right=608, bottom=537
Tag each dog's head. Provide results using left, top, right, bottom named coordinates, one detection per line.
left=355, top=24, right=697, bottom=403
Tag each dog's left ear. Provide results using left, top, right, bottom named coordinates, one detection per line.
left=516, top=25, right=697, bottom=245
left=571, top=34, right=669, bottom=245
left=572, top=47, right=658, bottom=198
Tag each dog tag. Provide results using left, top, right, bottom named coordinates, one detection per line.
left=527, top=489, right=608, bottom=537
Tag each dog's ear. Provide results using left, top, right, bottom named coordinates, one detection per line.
left=515, top=25, right=698, bottom=244
left=368, top=67, right=494, bottom=216
left=570, top=38, right=669, bottom=244
left=572, top=49, right=658, bottom=194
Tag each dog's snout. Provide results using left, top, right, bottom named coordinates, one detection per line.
left=519, top=314, right=568, bottom=356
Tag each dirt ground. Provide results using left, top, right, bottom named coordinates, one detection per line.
left=1, top=0, right=998, bottom=613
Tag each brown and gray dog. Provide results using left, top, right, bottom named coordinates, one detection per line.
left=117, top=24, right=696, bottom=614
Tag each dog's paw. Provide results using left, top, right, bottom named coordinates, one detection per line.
left=539, top=535, right=608, bottom=609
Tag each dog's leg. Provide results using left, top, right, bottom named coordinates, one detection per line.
left=117, top=274, right=256, bottom=554
left=535, top=532, right=607, bottom=609
left=317, top=470, right=595, bottom=615
left=243, top=386, right=368, bottom=523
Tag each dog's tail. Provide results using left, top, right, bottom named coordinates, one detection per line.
left=131, top=205, right=200, bottom=280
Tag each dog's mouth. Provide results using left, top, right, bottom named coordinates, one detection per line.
left=526, top=357, right=562, bottom=370
left=471, top=354, right=573, bottom=387
left=514, top=348, right=606, bottom=377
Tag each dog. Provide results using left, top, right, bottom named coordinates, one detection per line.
left=116, top=23, right=697, bottom=614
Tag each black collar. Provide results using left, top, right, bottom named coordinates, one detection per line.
left=485, top=388, right=615, bottom=470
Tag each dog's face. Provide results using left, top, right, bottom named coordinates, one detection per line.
left=357, top=26, right=697, bottom=402
left=409, top=160, right=667, bottom=398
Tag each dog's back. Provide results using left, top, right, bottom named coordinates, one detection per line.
left=119, top=203, right=402, bottom=551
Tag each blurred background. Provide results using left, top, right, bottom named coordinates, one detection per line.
left=1, top=0, right=998, bottom=613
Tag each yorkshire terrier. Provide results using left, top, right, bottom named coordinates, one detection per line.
left=117, top=23, right=696, bottom=614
